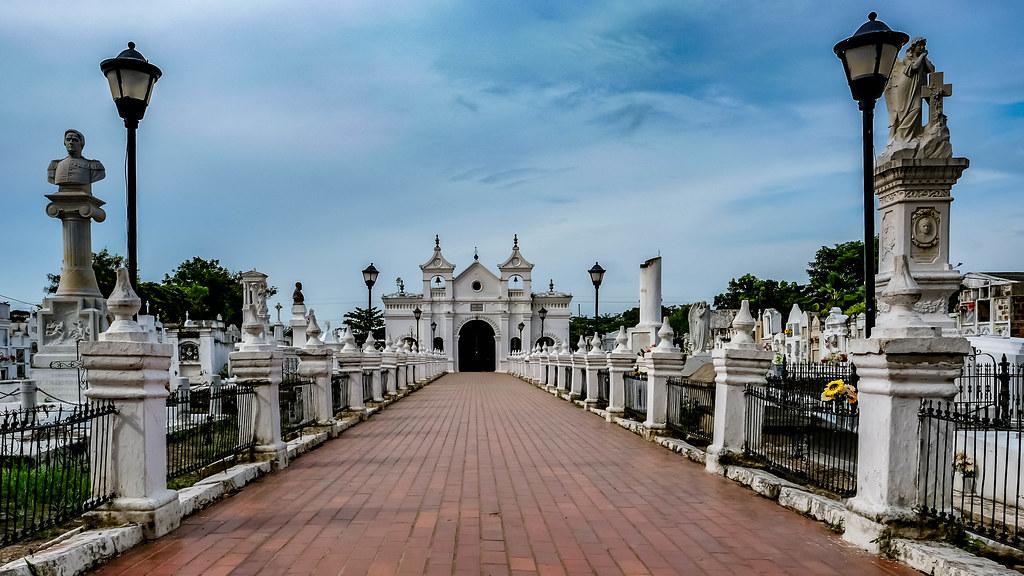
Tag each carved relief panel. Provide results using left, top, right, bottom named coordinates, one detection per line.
left=910, top=207, right=941, bottom=264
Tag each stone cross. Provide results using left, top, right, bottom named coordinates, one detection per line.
left=275, top=302, right=283, bottom=324
left=919, top=71, right=952, bottom=125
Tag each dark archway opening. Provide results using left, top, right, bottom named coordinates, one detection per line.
left=509, top=337, right=522, bottom=353
left=535, top=336, right=555, bottom=349
left=458, top=320, right=495, bottom=372
left=433, top=336, right=444, bottom=352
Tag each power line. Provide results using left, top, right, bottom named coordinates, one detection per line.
left=0, top=293, right=41, bottom=307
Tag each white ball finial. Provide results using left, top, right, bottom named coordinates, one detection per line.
left=655, top=316, right=675, bottom=351
left=576, top=334, right=587, bottom=353
left=305, top=309, right=323, bottom=347
left=101, top=268, right=145, bottom=342
left=341, top=326, right=359, bottom=352
left=589, top=331, right=604, bottom=355
left=614, top=325, right=630, bottom=353
left=363, top=331, right=377, bottom=353
left=729, top=300, right=756, bottom=347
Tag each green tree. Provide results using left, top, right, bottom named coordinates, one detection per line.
left=713, top=274, right=806, bottom=314
left=805, top=239, right=877, bottom=315
left=343, top=306, right=385, bottom=346
left=47, top=252, right=272, bottom=328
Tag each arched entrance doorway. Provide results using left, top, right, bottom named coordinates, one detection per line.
left=458, top=320, right=496, bottom=372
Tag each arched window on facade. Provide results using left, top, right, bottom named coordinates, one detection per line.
left=509, top=337, right=522, bottom=353
left=433, top=337, right=444, bottom=352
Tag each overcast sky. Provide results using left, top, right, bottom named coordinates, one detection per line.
left=2, top=1, right=1022, bottom=323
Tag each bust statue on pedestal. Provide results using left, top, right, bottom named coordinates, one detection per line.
left=48, top=129, right=105, bottom=192
left=34, top=130, right=111, bottom=399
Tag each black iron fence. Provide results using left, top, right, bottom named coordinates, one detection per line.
left=165, top=383, right=257, bottom=482
left=623, top=372, right=647, bottom=420
left=954, top=353, right=1024, bottom=423
left=596, top=369, right=610, bottom=409
left=920, top=395, right=1024, bottom=549
left=381, top=370, right=390, bottom=396
left=563, top=366, right=572, bottom=393
left=362, top=371, right=374, bottom=404
left=279, top=379, right=315, bottom=440
left=578, top=368, right=588, bottom=402
left=666, top=377, right=715, bottom=446
left=331, top=373, right=349, bottom=415
left=282, top=355, right=301, bottom=384
left=743, top=377, right=859, bottom=497
left=1, top=402, right=117, bottom=546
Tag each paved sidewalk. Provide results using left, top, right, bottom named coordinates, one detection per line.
left=93, top=373, right=914, bottom=575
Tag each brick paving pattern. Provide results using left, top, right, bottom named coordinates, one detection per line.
left=94, top=373, right=915, bottom=575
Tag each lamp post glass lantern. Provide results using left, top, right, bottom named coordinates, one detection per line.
left=588, top=262, right=605, bottom=318
left=834, top=12, right=908, bottom=338
left=538, top=307, right=547, bottom=348
left=362, top=263, right=379, bottom=311
left=100, top=42, right=162, bottom=289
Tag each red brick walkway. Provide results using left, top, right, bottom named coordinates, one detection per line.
left=94, top=374, right=914, bottom=575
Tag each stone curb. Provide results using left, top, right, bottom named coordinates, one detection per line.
left=0, top=375, right=441, bottom=576
left=0, top=526, right=143, bottom=576
left=890, top=539, right=1019, bottom=576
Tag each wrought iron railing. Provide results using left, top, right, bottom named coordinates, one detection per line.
left=596, top=369, right=610, bottom=409
left=331, top=373, right=349, bottom=415
left=954, top=353, right=1023, bottom=423
left=282, top=355, right=301, bottom=384
left=362, top=371, right=374, bottom=404
left=743, top=379, right=859, bottom=496
left=578, top=368, right=588, bottom=402
left=1, top=402, right=117, bottom=546
left=919, top=395, right=1024, bottom=550
left=563, top=366, right=572, bottom=392
left=279, top=379, right=315, bottom=440
left=623, top=372, right=647, bottom=420
left=666, top=377, right=715, bottom=446
left=166, top=383, right=256, bottom=482
left=381, top=370, right=390, bottom=396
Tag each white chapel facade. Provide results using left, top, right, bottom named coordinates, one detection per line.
left=383, top=236, right=571, bottom=372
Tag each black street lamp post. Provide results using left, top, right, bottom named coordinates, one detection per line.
left=430, top=321, right=437, bottom=350
left=588, top=262, right=606, bottom=318
left=538, top=307, right=547, bottom=348
left=834, top=13, right=908, bottom=338
left=413, top=306, right=422, bottom=347
left=362, top=263, right=379, bottom=311
left=100, top=42, right=162, bottom=289
left=517, top=321, right=525, bottom=352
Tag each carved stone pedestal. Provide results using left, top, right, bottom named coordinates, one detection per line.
left=875, top=157, right=969, bottom=333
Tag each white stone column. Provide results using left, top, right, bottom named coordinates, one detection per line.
left=606, top=327, right=632, bottom=420
left=364, top=334, right=383, bottom=402
left=81, top=269, right=181, bottom=539
left=706, top=300, right=772, bottom=475
left=381, top=340, right=397, bottom=396
left=843, top=257, right=970, bottom=550
left=338, top=329, right=364, bottom=412
left=290, top=295, right=307, bottom=348
left=297, top=311, right=334, bottom=426
left=396, top=340, right=409, bottom=390
left=571, top=337, right=586, bottom=398
left=585, top=333, right=604, bottom=405
left=645, top=318, right=683, bottom=435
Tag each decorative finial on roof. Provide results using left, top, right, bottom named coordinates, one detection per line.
left=513, top=234, right=518, bottom=249
left=474, top=247, right=479, bottom=261
left=435, top=234, right=440, bottom=249
left=549, top=279, right=554, bottom=293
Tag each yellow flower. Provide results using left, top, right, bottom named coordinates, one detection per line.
left=845, top=388, right=858, bottom=404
